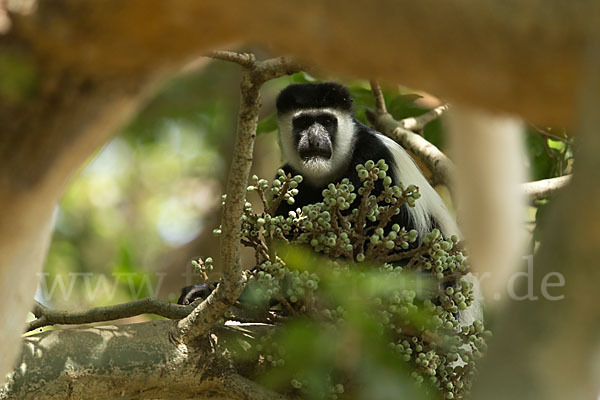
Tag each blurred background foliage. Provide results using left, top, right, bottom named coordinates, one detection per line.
left=36, top=54, right=573, bottom=398
left=41, top=55, right=572, bottom=313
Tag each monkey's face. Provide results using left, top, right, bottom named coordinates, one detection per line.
left=293, top=112, right=336, bottom=161
left=278, top=108, right=354, bottom=186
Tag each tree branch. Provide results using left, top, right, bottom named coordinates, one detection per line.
left=254, top=56, right=305, bottom=82
left=376, top=113, right=572, bottom=202
left=6, top=0, right=596, bottom=127
left=370, top=80, right=387, bottom=114
left=369, top=81, right=455, bottom=187
left=4, top=321, right=288, bottom=400
left=373, top=110, right=457, bottom=188
left=26, top=297, right=274, bottom=333
left=208, top=50, right=256, bottom=68
left=173, top=53, right=301, bottom=343
left=369, top=81, right=448, bottom=131
left=369, top=83, right=570, bottom=202
left=25, top=299, right=195, bottom=333
left=521, top=175, right=572, bottom=201
left=400, top=105, right=449, bottom=131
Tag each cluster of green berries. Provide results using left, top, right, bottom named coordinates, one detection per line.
left=322, top=180, right=357, bottom=210
left=367, top=223, right=418, bottom=254
left=254, top=328, right=286, bottom=368
left=289, top=375, right=344, bottom=399
left=367, top=228, right=488, bottom=398
left=248, top=169, right=303, bottom=206
left=213, top=159, right=427, bottom=263
left=356, top=160, right=420, bottom=210
left=191, top=257, right=214, bottom=275
left=297, top=202, right=354, bottom=255
left=243, top=260, right=320, bottom=306
left=207, top=159, right=487, bottom=399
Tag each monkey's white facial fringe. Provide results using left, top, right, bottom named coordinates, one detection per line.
left=301, top=157, right=333, bottom=177
left=278, top=108, right=355, bottom=187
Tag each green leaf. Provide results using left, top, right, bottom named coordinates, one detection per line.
left=547, top=138, right=565, bottom=151
left=290, top=71, right=318, bottom=84
left=524, top=129, right=553, bottom=181
left=387, top=93, right=426, bottom=122
left=423, top=118, right=444, bottom=150
left=257, top=112, right=278, bottom=135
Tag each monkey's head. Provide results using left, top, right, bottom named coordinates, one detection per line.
left=276, top=82, right=355, bottom=186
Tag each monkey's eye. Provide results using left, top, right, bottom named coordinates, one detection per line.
left=317, top=114, right=337, bottom=128
left=292, top=115, right=313, bottom=132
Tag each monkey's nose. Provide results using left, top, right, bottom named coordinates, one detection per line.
left=307, top=124, right=329, bottom=149
left=298, top=123, right=332, bottom=160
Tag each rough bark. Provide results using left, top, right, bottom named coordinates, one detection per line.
left=2, top=321, right=286, bottom=400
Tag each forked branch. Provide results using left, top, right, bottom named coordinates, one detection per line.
left=173, top=53, right=301, bottom=343
left=369, top=81, right=571, bottom=200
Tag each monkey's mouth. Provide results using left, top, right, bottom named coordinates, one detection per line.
left=299, top=148, right=332, bottom=160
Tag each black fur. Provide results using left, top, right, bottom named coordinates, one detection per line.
left=276, top=82, right=353, bottom=115
left=177, top=283, right=213, bottom=305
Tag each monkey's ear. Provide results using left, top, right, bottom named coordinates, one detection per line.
left=177, top=283, right=215, bottom=305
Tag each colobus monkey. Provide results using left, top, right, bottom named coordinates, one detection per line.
left=179, top=83, right=478, bottom=322
left=275, top=82, right=460, bottom=241
left=274, top=83, right=481, bottom=325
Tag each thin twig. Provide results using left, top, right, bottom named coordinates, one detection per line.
left=268, top=179, right=290, bottom=216
left=27, top=296, right=276, bottom=332
left=207, top=51, right=256, bottom=68
left=370, top=80, right=448, bottom=131
left=354, top=180, right=375, bottom=253
left=256, top=185, right=270, bottom=211
left=399, top=104, right=449, bottom=131
left=370, top=80, right=387, bottom=114
left=254, top=56, right=305, bottom=82
left=531, top=124, right=569, bottom=143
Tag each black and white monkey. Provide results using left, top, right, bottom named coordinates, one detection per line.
left=179, top=83, right=481, bottom=324
left=275, top=83, right=481, bottom=325
left=274, top=82, right=460, bottom=241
